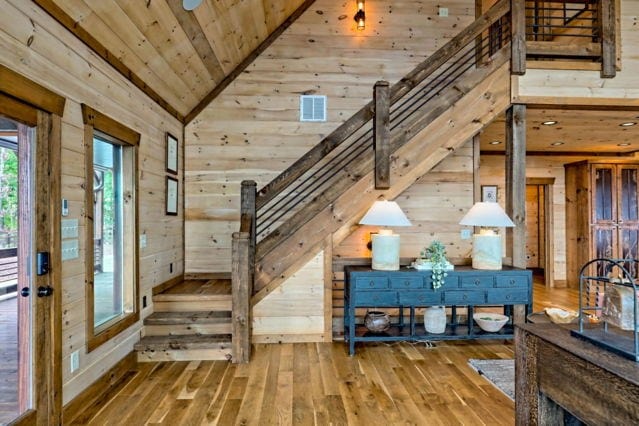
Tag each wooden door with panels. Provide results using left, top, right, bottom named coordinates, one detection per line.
left=0, top=66, right=64, bottom=425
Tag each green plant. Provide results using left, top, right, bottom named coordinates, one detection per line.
left=420, top=240, right=449, bottom=290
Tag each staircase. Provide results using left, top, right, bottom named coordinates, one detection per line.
left=135, top=278, right=233, bottom=362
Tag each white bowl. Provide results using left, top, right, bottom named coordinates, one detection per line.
left=473, top=313, right=509, bottom=332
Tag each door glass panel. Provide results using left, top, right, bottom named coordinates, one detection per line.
left=620, top=228, right=639, bottom=278
left=0, top=116, right=33, bottom=423
left=619, top=168, right=639, bottom=222
left=594, top=228, right=614, bottom=276
left=594, top=168, right=614, bottom=221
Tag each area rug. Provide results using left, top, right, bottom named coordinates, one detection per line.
left=468, top=358, right=515, bottom=400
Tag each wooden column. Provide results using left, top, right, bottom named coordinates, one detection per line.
left=373, top=81, right=390, bottom=190
left=232, top=180, right=256, bottom=364
left=599, top=0, right=616, bottom=78
left=506, top=104, right=526, bottom=323
left=510, top=0, right=526, bottom=75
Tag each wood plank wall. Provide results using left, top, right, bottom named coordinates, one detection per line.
left=185, top=0, right=476, bottom=273
left=514, top=0, right=637, bottom=102
left=0, top=0, right=184, bottom=404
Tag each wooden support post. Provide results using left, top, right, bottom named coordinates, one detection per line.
left=232, top=180, right=256, bottom=364
left=506, top=104, right=526, bottom=323
left=599, top=0, right=616, bottom=78
left=510, top=0, right=526, bottom=75
left=374, top=81, right=390, bottom=190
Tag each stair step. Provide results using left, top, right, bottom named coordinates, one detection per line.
left=152, top=294, right=232, bottom=312
left=135, top=334, right=232, bottom=362
left=143, top=311, right=232, bottom=336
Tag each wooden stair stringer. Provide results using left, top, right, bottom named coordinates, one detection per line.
left=253, top=60, right=512, bottom=295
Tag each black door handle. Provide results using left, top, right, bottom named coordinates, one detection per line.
left=20, top=287, right=30, bottom=297
left=37, top=286, right=53, bottom=297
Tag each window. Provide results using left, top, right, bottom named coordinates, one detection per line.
left=82, top=105, right=140, bottom=351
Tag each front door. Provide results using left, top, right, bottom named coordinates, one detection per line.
left=0, top=113, right=58, bottom=425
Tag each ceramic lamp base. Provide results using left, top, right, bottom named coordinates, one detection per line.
left=371, top=231, right=400, bottom=270
left=471, top=233, right=502, bottom=270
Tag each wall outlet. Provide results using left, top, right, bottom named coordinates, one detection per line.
left=461, top=229, right=472, bottom=240
left=438, top=7, right=449, bottom=17
left=170, top=262, right=173, bottom=273
left=142, top=295, right=147, bottom=308
left=140, top=234, right=147, bottom=249
left=70, top=350, right=80, bottom=373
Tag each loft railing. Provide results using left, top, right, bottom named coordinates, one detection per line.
left=252, top=0, right=512, bottom=259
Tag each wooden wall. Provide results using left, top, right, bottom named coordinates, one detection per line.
left=515, top=0, right=638, bottom=101
left=185, top=0, right=476, bottom=273
left=0, top=0, right=184, bottom=404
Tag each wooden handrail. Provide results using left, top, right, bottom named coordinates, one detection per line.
left=256, top=0, right=511, bottom=210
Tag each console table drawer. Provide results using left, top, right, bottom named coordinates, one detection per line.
left=399, top=291, right=442, bottom=305
left=354, top=276, right=388, bottom=290
left=444, top=290, right=485, bottom=304
left=354, top=291, right=397, bottom=306
left=494, top=275, right=528, bottom=288
left=460, top=275, right=494, bottom=289
left=390, top=276, right=423, bottom=289
left=487, top=289, right=528, bottom=304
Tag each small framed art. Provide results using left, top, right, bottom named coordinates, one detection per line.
left=166, top=176, right=178, bottom=215
left=166, top=132, right=178, bottom=174
left=481, top=185, right=498, bottom=203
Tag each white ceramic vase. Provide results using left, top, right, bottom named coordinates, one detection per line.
left=424, top=306, right=446, bottom=334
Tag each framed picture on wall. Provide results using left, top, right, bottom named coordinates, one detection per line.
left=166, top=132, right=178, bottom=174
left=166, top=176, right=178, bottom=215
left=481, top=185, right=498, bottom=203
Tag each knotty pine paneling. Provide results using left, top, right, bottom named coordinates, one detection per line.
left=515, top=0, right=638, bottom=102
left=1, top=0, right=184, bottom=404
left=185, top=0, right=475, bottom=273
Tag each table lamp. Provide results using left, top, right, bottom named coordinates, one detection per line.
left=359, top=200, right=412, bottom=270
left=459, top=202, right=515, bottom=270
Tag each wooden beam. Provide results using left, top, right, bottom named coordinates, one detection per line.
left=510, top=0, right=526, bottom=75
left=81, top=104, right=140, bottom=146
left=0, top=64, right=65, bottom=117
left=473, top=134, right=481, bottom=203
left=526, top=41, right=601, bottom=58
left=32, top=0, right=183, bottom=122
left=599, top=0, right=616, bottom=78
left=185, top=0, right=316, bottom=123
left=512, top=97, right=639, bottom=109
left=505, top=104, right=526, bottom=324
left=481, top=150, right=636, bottom=157
left=373, top=81, right=390, bottom=190
left=0, top=93, right=38, bottom=127
left=165, top=0, right=225, bottom=83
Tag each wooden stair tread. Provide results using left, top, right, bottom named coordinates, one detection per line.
left=144, top=311, right=231, bottom=325
left=134, top=334, right=232, bottom=350
left=161, top=279, right=231, bottom=296
left=152, top=293, right=231, bottom=302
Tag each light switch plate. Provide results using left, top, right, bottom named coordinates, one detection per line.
left=61, top=239, right=79, bottom=261
left=140, top=234, right=147, bottom=249
left=61, top=219, right=78, bottom=239
left=70, top=350, right=80, bottom=373
left=461, top=229, right=472, bottom=240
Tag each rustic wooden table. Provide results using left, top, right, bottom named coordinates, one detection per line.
left=515, top=323, right=639, bottom=425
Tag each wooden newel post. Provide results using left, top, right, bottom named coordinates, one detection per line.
left=510, top=0, right=526, bottom=75
left=373, top=80, right=390, bottom=189
left=232, top=180, right=256, bottom=363
left=599, top=0, right=616, bottom=78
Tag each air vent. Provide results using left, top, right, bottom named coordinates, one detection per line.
left=300, top=95, right=327, bottom=122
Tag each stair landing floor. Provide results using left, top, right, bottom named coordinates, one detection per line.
left=161, top=278, right=231, bottom=296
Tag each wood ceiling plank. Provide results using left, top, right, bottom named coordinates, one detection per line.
left=114, top=0, right=213, bottom=102
left=192, top=1, right=240, bottom=74
left=165, top=0, right=225, bottom=84
left=32, top=0, right=184, bottom=121
left=263, top=0, right=301, bottom=32
left=55, top=0, right=195, bottom=114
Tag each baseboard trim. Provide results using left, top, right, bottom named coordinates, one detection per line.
left=152, top=275, right=184, bottom=295
left=184, top=272, right=231, bottom=280
left=62, top=351, right=137, bottom=424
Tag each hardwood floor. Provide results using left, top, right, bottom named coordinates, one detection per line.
left=72, top=281, right=578, bottom=425
left=0, top=297, right=18, bottom=425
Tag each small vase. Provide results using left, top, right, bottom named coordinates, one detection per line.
left=364, top=311, right=390, bottom=333
left=424, top=306, right=446, bottom=333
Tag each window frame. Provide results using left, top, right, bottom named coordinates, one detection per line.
left=82, top=104, right=140, bottom=352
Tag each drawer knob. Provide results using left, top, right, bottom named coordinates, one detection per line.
left=404, top=280, right=410, bottom=286
left=369, top=281, right=375, bottom=287
left=509, top=279, right=515, bottom=285
left=474, top=279, right=480, bottom=285
left=506, top=294, right=511, bottom=300
left=463, top=294, right=468, bottom=300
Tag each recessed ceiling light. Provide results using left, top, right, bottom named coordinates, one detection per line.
left=618, top=143, right=631, bottom=147
left=183, top=0, right=202, bottom=10
left=550, top=141, right=564, bottom=146
left=542, top=120, right=558, bottom=126
left=489, top=141, right=502, bottom=145
left=620, top=122, right=637, bottom=127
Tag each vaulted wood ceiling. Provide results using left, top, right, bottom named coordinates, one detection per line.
left=35, top=0, right=310, bottom=122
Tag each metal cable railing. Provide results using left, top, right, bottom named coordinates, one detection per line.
left=526, top=0, right=599, bottom=42
left=255, top=12, right=512, bottom=242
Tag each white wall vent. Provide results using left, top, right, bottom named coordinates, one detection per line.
left=300, top=95, right=327, bottom=122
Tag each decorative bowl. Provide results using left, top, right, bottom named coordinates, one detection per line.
left=544, top=307, right=578, bottom=324
left=473, top=313, right=509, bottom=332
left=364, top=311, right=390, bottom=333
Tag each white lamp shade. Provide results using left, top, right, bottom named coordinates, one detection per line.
left=183, top=0, right=203, bottom=11
left=459, top=202, right=515, bottom=227
left=359, top=200, right=412, bottom=227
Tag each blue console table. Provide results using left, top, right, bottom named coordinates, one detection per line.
left=344, top=265, right=532, bottom=355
